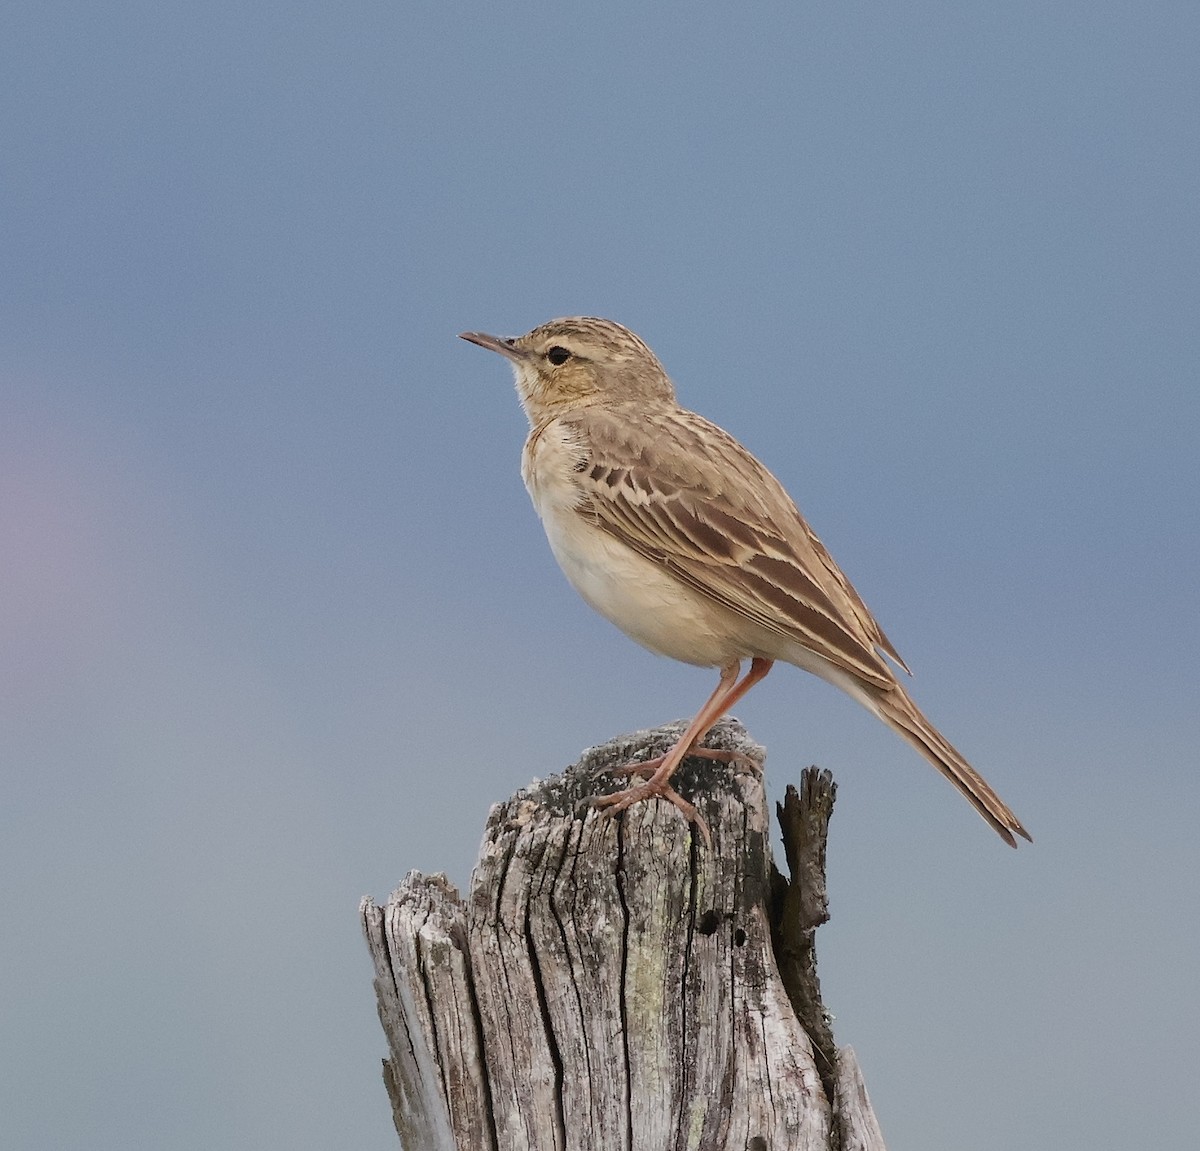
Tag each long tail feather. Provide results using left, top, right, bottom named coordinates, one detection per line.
left=869, top=684, right=1030, bottom=847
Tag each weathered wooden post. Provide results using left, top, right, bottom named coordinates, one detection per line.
left=361, top=718, right=886, bottom=1151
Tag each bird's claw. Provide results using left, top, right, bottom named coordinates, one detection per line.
left=591, top=780, right=712, bottom=848
left=598, top=745, right=758, bottom=782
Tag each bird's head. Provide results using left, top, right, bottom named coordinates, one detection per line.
left=459, top=316, right=676, bottom=425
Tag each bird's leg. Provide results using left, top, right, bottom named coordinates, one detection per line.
left=596, top=661, right=741, bottom=782
left=592, top=658, right=774, bottom=843
left=604, top=657, right=775, bottom=780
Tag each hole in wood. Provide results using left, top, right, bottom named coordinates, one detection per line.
left=696, top=909, right=720, bottom=935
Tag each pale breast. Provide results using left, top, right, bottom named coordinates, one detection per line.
left=521, top=419, right=588, bottom=518
left=521, top=419, right=762, bottom=667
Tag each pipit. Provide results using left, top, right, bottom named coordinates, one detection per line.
left=460, top=317, right=1029, bottom=847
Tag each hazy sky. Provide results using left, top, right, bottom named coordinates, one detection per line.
left=3, top=4, right=1198, bottom=1149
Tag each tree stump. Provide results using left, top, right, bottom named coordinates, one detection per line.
left=360, top=718, right=886, bottom=1151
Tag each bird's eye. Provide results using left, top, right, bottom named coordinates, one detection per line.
left=546, top=345, right=572, bottom=365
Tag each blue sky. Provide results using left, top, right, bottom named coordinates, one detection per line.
left=3, top=3, right=1198, bottom=1149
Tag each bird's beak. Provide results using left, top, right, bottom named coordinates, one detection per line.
left=459, top=330, right=525, bottom=361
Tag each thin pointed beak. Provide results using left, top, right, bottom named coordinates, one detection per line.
left=459, top=330, right=525, bottom=361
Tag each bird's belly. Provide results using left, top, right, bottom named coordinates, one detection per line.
left=540, top=512, right=751, bottom=667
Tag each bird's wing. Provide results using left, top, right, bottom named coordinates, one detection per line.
left=567, top=404, right=908, bottom=690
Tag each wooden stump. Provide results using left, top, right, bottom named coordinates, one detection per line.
left=360, top=718, right=886, bottom=1151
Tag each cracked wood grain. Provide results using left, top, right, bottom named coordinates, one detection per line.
left=361, top=718, right=886, bottom=1151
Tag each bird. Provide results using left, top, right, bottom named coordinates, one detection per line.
left=459, top=317, right=1029, bottom=847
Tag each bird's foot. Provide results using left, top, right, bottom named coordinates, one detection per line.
left=598, top=744, right=758, bottom=782
left=591, top=779, right=712, bottom=847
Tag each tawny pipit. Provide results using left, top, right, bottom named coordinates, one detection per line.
left=460, top=317, right=1029, bottom=848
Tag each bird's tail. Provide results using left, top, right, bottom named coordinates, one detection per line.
left=867, top=682, right=1030, bottom=848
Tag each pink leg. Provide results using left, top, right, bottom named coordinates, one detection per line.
left=592, top=657, right=774, bottom=844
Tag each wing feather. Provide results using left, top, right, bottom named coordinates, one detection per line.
left=568, top=405, right=907, bottom=689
